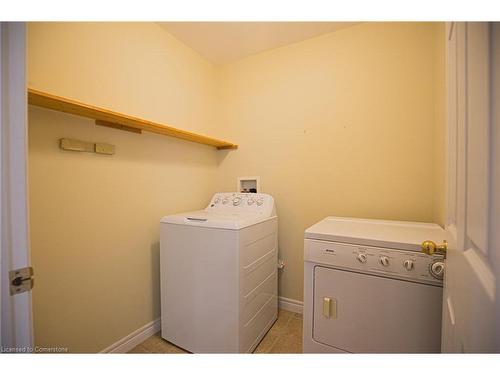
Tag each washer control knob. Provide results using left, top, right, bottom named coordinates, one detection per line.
left=380, top=256, right=390, bottom=267
left=222, top=197, right=229, bottom=205
left=233, top=197, right=242, bottom=206
left=214, top=198, right=220, bottom=204
left=403, top=259, right=414, bottom=271
left=256, top=198, right=264, bottom=206
left=357, top=253, right=368, bottom=263
left=430, top=261, right=445, bottom=280
left=247, top=198, right=255, bottom=205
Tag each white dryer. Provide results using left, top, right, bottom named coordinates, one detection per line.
left=303, top=217, right=447, bottom=353
left=160, top=192, right=278, bottom=353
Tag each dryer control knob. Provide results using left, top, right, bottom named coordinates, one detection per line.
left=403, top=259, right=414, bottom=271
left=357, top=253, right=367, bottom=263
left=380, top=256, right=390, bottom=267
left=233, top=197, right=242, bottom=206
left=430, top=261, right=445, bottom=280
left=247, top=198, right=255, bottom=205
left=256, top=198, right=264, bottom=206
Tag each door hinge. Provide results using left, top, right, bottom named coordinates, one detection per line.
left=9, top=267, right=34, bottom=295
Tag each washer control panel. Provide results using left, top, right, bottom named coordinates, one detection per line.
left=206, top=192, right=275, bottom=216
left=305, top=239, right=445, bottom=286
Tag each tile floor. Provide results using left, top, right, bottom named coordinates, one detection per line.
left=128, top=309, right=302, bottom=354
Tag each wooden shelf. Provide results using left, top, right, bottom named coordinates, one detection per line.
left=27, top=88, right=238, bottom=150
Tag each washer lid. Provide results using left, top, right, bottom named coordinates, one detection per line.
left=160, top=210, right=274, bottom=230
left=305, top=216, right=447, bottom=252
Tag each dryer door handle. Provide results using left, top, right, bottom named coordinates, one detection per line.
left=323, top=297, right=337, bottom=319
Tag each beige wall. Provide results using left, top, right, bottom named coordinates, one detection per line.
left=28, top=22, right=446, bottom=351
left=433, top=23, right=446, bottom=227
left=28, top=22, right=219, bottom=135
left=214, top=22, right=446, bottom=301
left=28, top=22, right=219, bottom=352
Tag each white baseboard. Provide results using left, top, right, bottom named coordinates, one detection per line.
left=100, top=318, right=161, bottom=353
left=101, top=296, right=301, bottom=353
left=278, top=296, right=303, bottom=314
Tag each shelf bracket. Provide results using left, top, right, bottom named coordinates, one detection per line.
left=95, top=120, right=142, bottom=134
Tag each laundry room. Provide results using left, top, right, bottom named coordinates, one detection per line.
left=1, top=2, right=500, bottom=365
left=26, top=21, right=446, bottom=353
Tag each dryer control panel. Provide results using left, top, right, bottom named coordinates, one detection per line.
left=304, top=239, right=444, bottom=286
left=206, top=192, right=276, bottom=217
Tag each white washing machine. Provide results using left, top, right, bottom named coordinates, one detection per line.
left=160, top=192, right=278, bottom=353
left=303, top=217, right=446, bottom=353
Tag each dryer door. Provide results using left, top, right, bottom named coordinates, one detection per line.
left=313, top=266, right=442, bottom=353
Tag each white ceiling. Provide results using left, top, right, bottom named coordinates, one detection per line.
left=158, top=22, right=360, bottom=64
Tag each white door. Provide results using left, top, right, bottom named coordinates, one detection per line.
left=0, top=22, right=34, bottom=351
left=442, top=22, right=499, bottom=352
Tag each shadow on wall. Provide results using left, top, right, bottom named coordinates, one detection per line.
left=151, top=241, right=161, bottom=317
left=28, top=107, right=220, bottom=168
left=216, top=148, right=231, bottom=166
